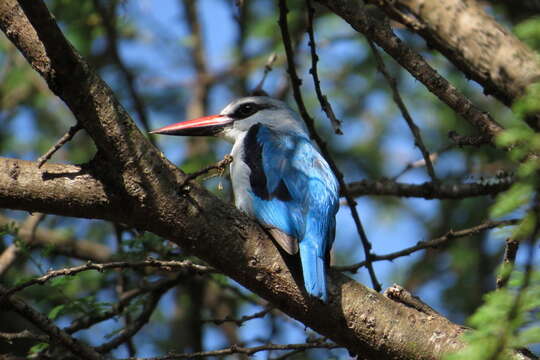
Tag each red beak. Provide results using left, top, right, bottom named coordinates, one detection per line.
left=150, top=114, right=232, bottom=136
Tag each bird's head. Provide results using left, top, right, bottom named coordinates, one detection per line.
left=150, top=96, right=307, bottom=142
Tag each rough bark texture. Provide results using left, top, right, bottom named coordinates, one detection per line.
left=0, top=158, right=123, bottom=221
left=0, top=1, right=477, bottom=359
left=0, top=157, right=466, bottom=359
left=317, top=0, right=505, bottom=139
left=374, top=0, right=540, bottom=105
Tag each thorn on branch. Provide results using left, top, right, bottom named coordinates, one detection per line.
left=37, top=123, right=82, bottom=168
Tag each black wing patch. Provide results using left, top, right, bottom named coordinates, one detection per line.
left=244, top=124, right=292, bottom=201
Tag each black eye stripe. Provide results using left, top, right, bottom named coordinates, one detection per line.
left=230, top=102, right=276, bottom=119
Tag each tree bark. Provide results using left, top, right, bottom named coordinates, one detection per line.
left=322, top=0, right=540, bottom=128
left=372, top=0, right=540, bottom=106
left=317, top=0, right=505, bottom=139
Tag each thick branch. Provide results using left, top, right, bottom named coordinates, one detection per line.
left=0, top=157, right=124, bottom=221
left=317, top=0, right=505, bottom=139
left=371, top=0, right=540, bottom=107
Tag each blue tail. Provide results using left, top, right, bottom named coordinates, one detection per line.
left=299, top=241, right=327, bottom=302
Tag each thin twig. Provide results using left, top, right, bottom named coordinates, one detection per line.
left=347, top=177, right=514, bottom=199
left=203, top=306, right=274, bottom=326
left=305, top=0, right=342, bottom=134
left=335, top=219, right=519, bottom=272
left=392, top=144, right=453, bottom=180
left=278, top=0, right=381, bottom=291
left=367, top=39, right=438, bottom=183
left=0, top=285, right=103, bottom=360
left=120, top=340, right=340, bottom=360
left=65, top=275, right=184, bottom=334
left=0, top=329, right=49, bottom=343
left=1, top=258, right=213, bottom=299
left=95, top=274, right=174, bottom=353
left=179, top=155, right=233, bottom=191
left=252, top=53, right=277, bottom=95
left=36, top=123, right=82, bottom=168
left=448, top=131, right=493, bottom=147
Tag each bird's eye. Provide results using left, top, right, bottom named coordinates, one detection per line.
left=235, top=103, right=258, bottom=119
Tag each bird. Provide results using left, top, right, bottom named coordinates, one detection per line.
left=151, top=96, right=339, bottom=302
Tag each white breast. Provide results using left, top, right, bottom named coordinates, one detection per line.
left=229, top=133, right=254, bottom=215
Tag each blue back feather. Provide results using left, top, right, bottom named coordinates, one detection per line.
left=245, top=125, right=339, bottom=301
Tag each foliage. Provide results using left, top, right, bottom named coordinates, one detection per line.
left=447, top=28, right=540, bottom=357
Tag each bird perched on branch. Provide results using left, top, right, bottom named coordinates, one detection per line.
left=151, top=96, right=339, bottom=302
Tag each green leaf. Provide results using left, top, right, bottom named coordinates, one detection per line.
left=490, top=183, right=533, bottom=218
left=512, top=326, right=540, bottom=347
left=511, top=212, right=536, bottom=241
left=495, top=126, right=534, bottom=148
left=48, top=304, right=65, bottom=320
left=513, top=83, right=540, bottom=120
left=515, top=17, right=540, bottom=50
left=29, top=342, right=49, bottom=355
left=50, top=276, right=71, bottom=288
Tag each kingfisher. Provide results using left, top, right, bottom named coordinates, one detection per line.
left=151, top=96, right=339, bottom=302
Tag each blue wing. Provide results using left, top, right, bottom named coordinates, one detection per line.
left=244, top=124, right=339, bottom=301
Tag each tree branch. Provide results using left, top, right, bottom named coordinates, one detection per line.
left=370, top=0, right=540, bottom=108
left=317, top=0, right=505, bottom=139
left=0, top=213, right=44, bottom=276
left=367, top=38, right=438, bottom=182
left=0, top=285, right=103, bottom=360
left=347, top=178, right=513, bottom=199
left=2, top=259, right=212, bottom=299
left=0, top=214, right=112, bottom=263
left=36, top=122, right=82, bottom=168
left=119, top=341, right=340, bottom=360
left=0, top=157, right=124, bottom=221
left=305, top=0, right=343, bottom=134
left=0, top=330, right=49, bottom=343
left=335, top=219, right=519, bottom=272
